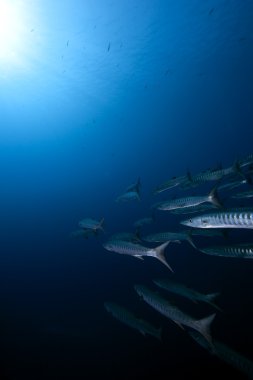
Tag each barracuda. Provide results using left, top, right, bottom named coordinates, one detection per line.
left=157, top=186, right=221, bottom=211
left=103, top=239, right=173, bottom=271
left=181, top=208, right=253, bottom=229
left=200, top=243, right=253, bottom=258
left=134, top=284, right=215, bottom=345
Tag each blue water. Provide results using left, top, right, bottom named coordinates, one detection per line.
left=1, top=0, right=253, bottom=378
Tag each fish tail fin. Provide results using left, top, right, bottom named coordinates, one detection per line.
left=195, top=313, right=216, bottom=346
left=154, top=241, right=173, bottom=272
left=208, top=186, right=223, bottom=208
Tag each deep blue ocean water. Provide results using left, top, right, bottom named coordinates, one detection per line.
left=0, top=0, right=253, bottom=379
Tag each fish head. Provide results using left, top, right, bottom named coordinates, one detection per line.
left=180, top=216, right=211, bottom=228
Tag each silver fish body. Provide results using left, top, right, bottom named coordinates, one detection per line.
left=181, top=209, right=253, bottom=229
left=103, top=240, right=173, bottom=271
left=134, top=284, right=215, bottom=345
left=200, top=243, right=253, bottom=258
left=142, top=230, right=196, bottom=249
left=153, top=279, right=221, bottom=311
left=157, top=187, right=221, bottom=211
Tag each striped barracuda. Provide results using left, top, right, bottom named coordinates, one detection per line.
left=142, top=230, right=196, bottom=249
left=156, top=187, right=221, bottom=212
left=153, top=175, right=188, bottom=195
left=180, top=161, right=242, bottom=189
left=134, top=284, right=216, bottom=345
left=104, top=302, right=162, bottom=340
left=200, top=243, right=253, bottom=258
left=170, top=203, right=217, bottom=215
left=189, top=331, right=253, bottom=379
left=103, top=240, right=173, bottom=272
left=153, top=278, right=221, bottom=311
left=232, top=190, right=253, bottom=199
left=181, top=208, right=253, bottom=229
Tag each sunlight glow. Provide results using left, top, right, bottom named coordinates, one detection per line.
left=0, top=0, right=28, bottom=66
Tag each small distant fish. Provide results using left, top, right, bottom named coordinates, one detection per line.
left=116, top=178, right=141, bottom=202
left=133, top=216, right=154, bottom=228
left=208, top=8, right=215, bottom=15
left=107, top=42, right=110, bottom=51
left=134, top=284, right=216, bottom=345
left=78, top=217, right=105, bottom=233
left=153, top=278, right=221, bottom=311
left=181, top=208, right=253, bottom=229
left=116, top=190, right=140, bottom=202
left=199, top=243, right=253, bottom=259
left=66, top=40, right=69, bottom=47
left=103, top=240, right=173, bottom=271
left=104, top=302, right=162, bottom=340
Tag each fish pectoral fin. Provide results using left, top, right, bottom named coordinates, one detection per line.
left=135, top=255, right=144, bottom=260
left=172, top=320, right=185, bottom=330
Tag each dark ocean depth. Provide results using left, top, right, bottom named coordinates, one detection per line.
left=0, top=1, right=253, bottom=379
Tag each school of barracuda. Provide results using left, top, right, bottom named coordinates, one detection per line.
left=72, top=153, right=253, bottom=378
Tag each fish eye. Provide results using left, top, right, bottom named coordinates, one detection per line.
left=189, top=219, right=192, bottom=223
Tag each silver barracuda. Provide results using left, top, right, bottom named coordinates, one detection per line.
left=213, top=341, right=253, bottom=379
left=153, top=175, right=188, bottom=195
left=181, top=208, right=253, bottom=229
left=189, top=331, right=253, bottom=379
left=217, top=178, right=248, bottom=191
left=104, top=302, right=162, bottom=340
left=156, top=186, right=221, bottom=211
left=170, top=203, right=217, bottom=215
left=153, top=278, right=221, bottom=311
left=142, top=230, right=196, bottom=249
left=134, top=284, right=216, bottom=345
left=103, top=240, right=173, bottom=271
left=199, top=243, right=253, bottom=258
left=180, top=161, right=242, bottom=189
left=232, top=190, right=253, bottom=199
